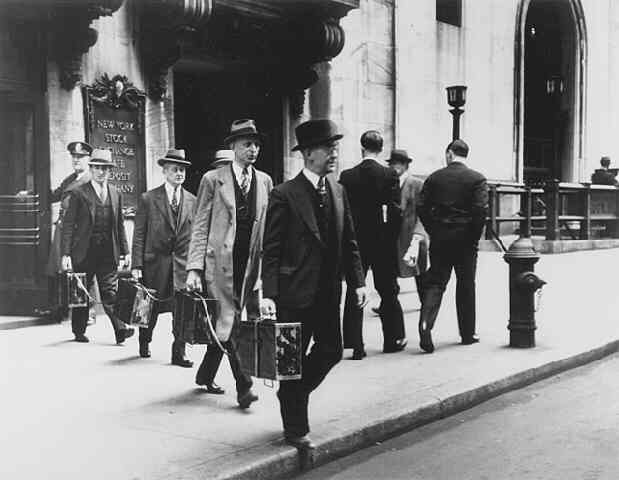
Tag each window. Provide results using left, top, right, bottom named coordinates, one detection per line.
left=436, top=0, right=462, bottom=27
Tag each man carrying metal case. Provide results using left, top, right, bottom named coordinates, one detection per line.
left=131, top=149, right=196, bottom=366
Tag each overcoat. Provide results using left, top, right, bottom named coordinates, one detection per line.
left=46, top=172, right=90, bottom=276
left=131, top=185, right=196, bottom=307
left=61, top=182, right=128, bottom=266
left=186, top=165, right=273, bottom=341
left=397, top=172, right=428, bottom=278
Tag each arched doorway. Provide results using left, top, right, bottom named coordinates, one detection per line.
left=514, top=0, right=587, bottom=184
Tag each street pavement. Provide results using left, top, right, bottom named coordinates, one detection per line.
left=298, top=353, right=619, bottom=480
left=1, top=248, right=619, bottom=480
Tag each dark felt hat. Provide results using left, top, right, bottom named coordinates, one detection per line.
left=223, top=119, right=264, bottom=145
left=387, top=149, right=412, bottom=165
left=67, top=141, right=93, bottom=157
left=88, top=149, right=115, bottom=167
left=447, top=139, right=469, bottom=158
left=157, top=148, right=191, bottom=167
left=292, top=119, right=343, bottom=152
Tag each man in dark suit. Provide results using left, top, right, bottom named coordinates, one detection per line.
left=61, top=149, right=134, bottom=344
left=131, top=149, right=196, bottom=367
left=261, top=119, right=367, bottom=449
left=339, top=131, right=404, bottom=360
left=591, top=156, right=618, bottom=185
left=417, top=139, right=488, bottom=353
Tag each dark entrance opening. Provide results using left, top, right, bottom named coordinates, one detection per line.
left=173, top=70, right=284, bottom=195
left=523, top=0, right=578, bottom=184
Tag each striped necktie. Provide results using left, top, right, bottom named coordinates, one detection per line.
left=240, top=167, right=250, bottom=197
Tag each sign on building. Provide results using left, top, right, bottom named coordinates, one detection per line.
left=82, top=74, right=146, bottom=217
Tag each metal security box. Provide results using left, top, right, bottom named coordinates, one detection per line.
left=173, top=290, right=217, bottom=345
left=115, top=277, right=157, bottom=328
left=57, top=272, right=88, bottom=309
left=239, top=319, right=302, bottom=381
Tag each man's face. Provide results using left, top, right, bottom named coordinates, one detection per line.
left=90, top=165, right=111, bottom=184
left=305, top=140, right=339, bottom=176
left=390, top=162, right=408, bottom=177
left=72, top=154, right=87, bottom=173
left=163, top=163, right=186, bottom=187
left=231, top=137, right=261, bottom=167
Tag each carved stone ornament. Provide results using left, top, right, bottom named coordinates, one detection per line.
left=50, top=0, right=124, bottom=90
left=138, top=0, right=213, bottom=100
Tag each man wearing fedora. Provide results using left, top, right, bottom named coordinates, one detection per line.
left=61, top=149, right=134, bottom=344
left=261, top=119, right=366, bottom=449
left=186, top=119, right=272, bottom=407
left=210, top=149, right=234, bottom=170
left=417, top=139, right=488, bottom=353
left=387, top=149, right=428, bottom=303
left=46, top=141, right=93, bottom=321
left=340, top=130, right=405, bottom=360
left=131, top=149, right=196, bottom=366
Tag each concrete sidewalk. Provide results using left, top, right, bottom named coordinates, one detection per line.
left=1, top=249, right=618, bottom=480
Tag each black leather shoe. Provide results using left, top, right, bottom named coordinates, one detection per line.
left=139, top=342, right=151, bottom=358
left=171, top=356, right=194, bottom=368
left=115, top=328, right=135, bottom=345
left=350, top=349, right=367, bottom=360
left=284, top=434, right=316, bottom=450
left=204, top=382, right=225, bottom=395
left=74, top=334, right=89, bottom=343
left=383, top=338, right=408, bottom=353
left=419, top=330, right=434, bottom=353
left=237, top=389, right=258, bottom=409
left=461, top=336, right=480, bottom=345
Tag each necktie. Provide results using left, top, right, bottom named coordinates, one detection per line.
left=240, top=167, right=250, bottom=197
left=99, top=185, right=107, bottom=203
left=171, top=187, right=179, bottom=216
left=317, top=176, right=327, bottom=208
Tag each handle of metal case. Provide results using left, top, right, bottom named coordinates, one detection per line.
left=193, top=291, right=229, bottom=356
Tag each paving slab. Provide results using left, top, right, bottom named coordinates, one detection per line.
left=1, top=248, right=618, bottom=480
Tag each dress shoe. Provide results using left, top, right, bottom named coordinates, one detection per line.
left=204, top=382, right=225, bottom=395
left=74, top=334, right=89, bottom=343
left=419, top=330, right=435, bottom=353
left=115, top=328, right=135, bottom=345
left=237, top=389, right=258, bottom=409
left=284, top=434, right=316, bottom=450
left=139, top=342, right=151, bottom=358
left=461, top=336, right=480, bottom=345
left=383, top=338, right=408, bottom=353
left=350, top=348, right=367, bottom=360
left=171, top=356, right=194, bottom=368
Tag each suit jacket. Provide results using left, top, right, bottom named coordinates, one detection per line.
left=591, top=169, right=618, bottom=186
left=418, top=161, right=489, bottom=245
left=262, top=172, right=365, bottom=308
left=132, top=185, right=196, bottom=301
left=339, top=158, right=402, bottom=258
left=397, top=172, right=428, bottom=277
left=61, top=182, right=129, bottom=266
left=186, top=164, right=273, bottom=341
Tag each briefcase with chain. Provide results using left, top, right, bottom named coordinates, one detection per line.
left=173, top=290, right=219, bottom=345
left=56, top=272, right=89, bottom=309
left=115, top=276, right=158, bottom=328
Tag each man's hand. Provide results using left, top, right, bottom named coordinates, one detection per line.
left=131, top=268, right=142, bottom=281
left=186, top=270, right=203, bottom=292
left=118, top=255, right=130, bottom=270
left=355, top=287, right=368, bottom=308
left=260, top=297, right=277, bottom=318
left=61, top=255, right=73, bottom=272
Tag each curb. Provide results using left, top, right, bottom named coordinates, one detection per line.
left=214, top=339, right=619, bottom=480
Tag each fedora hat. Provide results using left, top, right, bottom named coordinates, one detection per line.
left=157, top=148, right=191, bottom=167
left=387, top=149, right=412, bottom=165
left=292, top=119, right=343, bottom=152
left=88, top=149, right=115, bottom=167
left=67, top=141, right=93, bottom=157
left=211, top=149, right=234, bottom=169
left=223, top=119, right=264, bottom=145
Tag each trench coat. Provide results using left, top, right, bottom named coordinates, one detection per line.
left=186, top=165, right=273, bottom=341
left=397, top=172, right=428, bottom=278
left=131, top=185, right=196, bottom=308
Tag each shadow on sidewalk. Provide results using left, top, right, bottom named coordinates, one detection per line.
left=106, top=355, right=143, bottom=365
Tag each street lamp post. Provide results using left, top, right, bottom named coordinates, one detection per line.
left=446, top=85, right=467, bottom=141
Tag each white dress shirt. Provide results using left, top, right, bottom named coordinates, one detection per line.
left=302, top=168, right=322, bottom=189
left=232, top=162, right=253, bottom=187
left=164, top=181, right=180, bottom=206
left=90, top=180, right=108, bottom=202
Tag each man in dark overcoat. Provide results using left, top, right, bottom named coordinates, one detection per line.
left=131, top=149, right=196, bottom=367
left=61, top=149, right=134, bottom=344
left=417, top=139, right=488, bottom=353
left=339, top=131, right=404, bottom=360
left=261, top=119, right=367, bottom=449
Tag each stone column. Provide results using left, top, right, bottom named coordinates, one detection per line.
left=309, top=61, right=332, bottom=119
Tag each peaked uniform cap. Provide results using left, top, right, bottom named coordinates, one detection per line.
left=157, top=148, right=191, bottom=166
left=88, top=149, right=115, bottom=166
left=292, top=119, right=343, bottom=152
left=223, top=119, right=264, bottom=145
left=67, top=141, right=93, bottom=156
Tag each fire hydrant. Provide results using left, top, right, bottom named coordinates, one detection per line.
left=503, top=236, right=546, bottom=348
